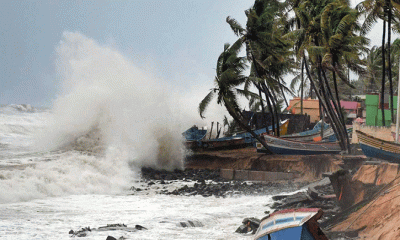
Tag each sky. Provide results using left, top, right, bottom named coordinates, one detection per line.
left=0, top=0, right=257, bottom=107
left=0, top=0, right=390, bottom=111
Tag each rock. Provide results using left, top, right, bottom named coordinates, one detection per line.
left=178, top=220, right=204, bottom=228
left=235, top=224, right=250, bottom=233
left=106, top=236, right=117, bottom=240
left=135, top=224, right=147, bottom=230
left=69, top=227, right=91, bottom=237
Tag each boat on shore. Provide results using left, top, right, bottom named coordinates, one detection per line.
left=254, top=208, right=328, bottom=240
left=256, top=134, right=342, bottom=155
left=281, top=121, right=335, bottom=142
left=234, top=119, right=289, bottom=144
left=357, top=130, right=400, bottom=162
left=202, top=136, right=246, bottom=149
left=182, top=126, right=207, bottom=149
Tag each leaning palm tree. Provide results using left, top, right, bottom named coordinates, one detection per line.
left=198, top=43, right=273, bottom=153
left=226, top=0, right=294, bottom=136
left=284, top=0, right=361, bottom=152
left=319, top=1, right=368, bottom=150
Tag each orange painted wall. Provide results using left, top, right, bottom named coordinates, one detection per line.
left=287, top=98, right=320, bottom=123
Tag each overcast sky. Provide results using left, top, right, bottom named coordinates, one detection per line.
left=0, top=0, right=389, bottom=108
left=0, top=0, right=258, bottom=107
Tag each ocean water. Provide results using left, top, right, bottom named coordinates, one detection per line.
left=0, top=105, right=280, bottom=240
left=0, top=32, right=283, bottom=239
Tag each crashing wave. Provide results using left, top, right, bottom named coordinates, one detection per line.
left=58, top=124, right=106, bottom=155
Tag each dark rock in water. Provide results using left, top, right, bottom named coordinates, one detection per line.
left=106, top=236, right=117, bottom=240
left=178, top=220, right=204, bottom=228
left=139, top=167, right=309, bottom=198
left=135, top=224, right=147, bottom=230
left=98, top=223, right=127, bottom=229
left=235, top=217, right=260, bottom=234
left=69, top=227, right=91, bottom=237
left=235, top=224, right=249, bottom=234
left=70, top=223, right=146, bottom=238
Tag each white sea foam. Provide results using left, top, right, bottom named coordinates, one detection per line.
left=35, top=31, right=186, bottom=170
left=0, top=32, right=193, bottom=203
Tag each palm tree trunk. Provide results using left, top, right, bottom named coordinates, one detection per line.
left=250, top=53, right=273, bottom=134
left=224, top=100, right=273, bottom=154
left=301, top=59, right=304, bottom=115
left=261, top=83, right=277, bottom=136
left=256, top=83, right=269, bottom=134
left=387, top=1, right=394, bottom=123
left=268, top=86, right=281, bottom=137
left=304, top=56, right=346, bottom=150
left=318, top=66, right=348, bottom=151
left=278, top=78, right=289, bottom=108
left=325, top=69, right=351, bottom=152
left=382, top=18, right=387, bottom=126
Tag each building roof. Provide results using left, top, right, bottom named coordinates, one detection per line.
left=340, top=101, right=358, bottom=110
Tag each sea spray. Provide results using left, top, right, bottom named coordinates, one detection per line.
left=0, top=32, right=189, bottom=203
left=36, top=31, right=186, bottom=169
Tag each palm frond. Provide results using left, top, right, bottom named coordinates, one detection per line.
left=198, top=90, right=216, bottom=118
left=226, top=16, right=245, bottom=37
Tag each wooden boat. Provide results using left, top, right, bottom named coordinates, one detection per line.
left=234, top=119, right=290, bottom=144
left=281, top=121, right=335, bottom=142
left=357, top=130, right=400, bottom=162
left=267, top=118, right=290, bottom=136
left=182, top=126, right=207, bottom=149
left=254, top=208, right=328, bottom=240
left=202, top=136, right=246, bottom=149
left=326, top=127, right=352, bottom=142
left=282, top=127, right=335, bottom=142
left=256, top=134, right=342, bottom=155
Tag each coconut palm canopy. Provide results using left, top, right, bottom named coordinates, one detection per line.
left=199, top=0, right=400, bottom=153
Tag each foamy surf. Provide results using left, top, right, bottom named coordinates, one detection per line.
left=0, top=32, right=191, bottom=203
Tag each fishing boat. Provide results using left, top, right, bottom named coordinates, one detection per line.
left=254, top=208, right=328, bottom=240
left=281, top=121, right=335, bottom=142
left=202, top=136, right=246, bottom=149
left=256, top=134, right=342, bottom=155
left=356, top=130, right=400, bottom=162
left=182, top=126, right=207, bottom=149
left=234, top=119, right=290, bottom=144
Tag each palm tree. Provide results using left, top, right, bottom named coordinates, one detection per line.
left=198, top=43, right=273, bottom=153
left=319, top=1, right=368, bottom=150
left=226, top=0, right=294, bottom=136
left=283, top=0, right=365, bottom=152
left=357, top=0, right=400, bottom=125
left=362, top=46, right=383, bottom=93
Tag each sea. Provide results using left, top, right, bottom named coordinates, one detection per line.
left=0, top=32, right=294, bottom=240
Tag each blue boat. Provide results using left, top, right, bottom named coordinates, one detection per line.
left=356, top=130, right=400, bottom=162
left=182, top=126, right=207, bottom=149
left=254, top=208, right=328, bottom=240
left=281, top=121, right=335, bottom=142
left=234, top=119, right=289, bottom=144
left=256, top=134, right=341, bottom=155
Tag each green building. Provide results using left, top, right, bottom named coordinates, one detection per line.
left=365, top=94, right=398, bottom=126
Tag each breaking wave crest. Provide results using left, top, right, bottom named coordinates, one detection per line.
left=36, top=31, right=186, bottom=169
left=0, top=32, right=188, bottom=203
